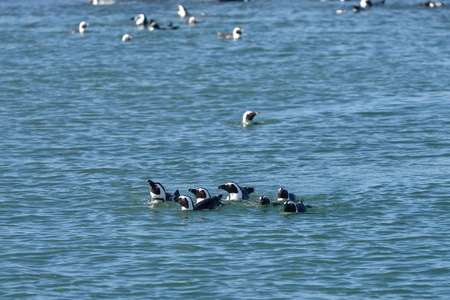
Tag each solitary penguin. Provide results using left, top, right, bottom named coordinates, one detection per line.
left=242, top=111, right=259, bottom=126
left=174, top=194, right=223, bottom=210
left=131, top=14, right=148, bottom=27
left=147, top=179, right=180, bottom=202
left=277, top=187, right=297, bottom=202
left=217, top=27, right=243, bottom=39
left=218, top=182, right=254, bottom=200
left=188, top=187, right=211, bottom=204
left=70, top=21, right=89, bottom=34
left=283, top=200, right=307, bottom=213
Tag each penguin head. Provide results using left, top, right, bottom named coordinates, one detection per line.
left=277, top=188, right=289, bottom=200
left=218, top=182, right=243, bottom=200
left=174, top=195, right=194, bottom=210
left=218, top=182, right=240, bottom=194
left=79, top=21, right=89, bottom=33
left=283, top=201, right=297, bottom=213
left=258, top=196, right=271, bottom=206
left=242, top=111, right=259, bottom=125
left=188, top=188, right=211, bottom=200
left=147, top=180, right=166, bottom=201
left=133, top=14, right=147, bottom=26
left=188, top=16, right=197, bottom=25
left=233, top=27, right=244, bottom=39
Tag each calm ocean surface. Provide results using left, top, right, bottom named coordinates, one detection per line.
left=1, top=0, right=449, bottom=298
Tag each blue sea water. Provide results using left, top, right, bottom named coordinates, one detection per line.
left=1, top=0, right=449, bottom=298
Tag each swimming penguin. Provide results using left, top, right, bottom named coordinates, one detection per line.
left=353, top=4, right=361, bottom=12
left=242, top=111, right=259, bottom=126
left=148, top=20, right=179, bottom=31
left=147, top=179, right=180, bottom=202
left=424, top=1, right=445, bottom=7
left=177, top=4, right=189, bottom=17
left=217, top=27, right=243, bottom=39
left=360, top=0, right=373, bottom=8
left=188, top=187, right=211, bottom=204
left=174, top=194, right=224, bottom=210
left=122, top=34, right=132, bottom=41
left=131, top=14, right=148, bottom=27
left=164, top=22, right=179, bottom=30
left=90, top=0, right=115, bottom=5
left=277, top=187, right=297, bottom=202
left=258, top=196, right=271, bottom=206
left=283, top=200, right=307, bottom=213
left=186, top=16, right=198, bottom=25
left=361, top=0, right=386, bottom=7
left=70, top=21, right=89, bottom=34
left=218, top=182, right=254, bottom=200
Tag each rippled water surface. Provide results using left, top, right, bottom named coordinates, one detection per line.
left=1, top=0, right=449, bottom=298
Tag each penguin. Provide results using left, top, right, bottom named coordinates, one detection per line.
left=174, top=194, right=224, bottom=210
left=217, top=27, right=243, bottom=39
left=358, top=0, right=385, bottom=9
left=148, top=20, right=179, bottom=31
left=70, top=21, right=89, bottom=34
left=277, top=188, right=297, bottom=202
left=258, top=196, right=271, bottom=206
left=242, top=111, right=259, bottom=126
left=188, top=187, right=211, bottom=204
left=353, top=4, right=361, bottom=12
left=177, top=4, right=189, bottom=18
left=218, top=182, right=254, bottom=200
left=131, top=14, right=148, bottom=27
left=283, top=200, right=307, bottom=213
left=122, top=34, right=132, bottom=41
left=163, top=22, right=179, bottom=30
left=90, top=0, right=115, bottom=5
left=424, top=1, right=445, bottom=7
left=147, top=180, right=180, bottom=202
left=186, top=16, right=198, bottom=25
left=360, top=0, right=373, bottom=8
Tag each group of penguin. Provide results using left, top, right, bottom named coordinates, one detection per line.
left=147, top=179, right=312, bottom=213
left=128, top=3, right=244, bottom=39
left=330, top=0, right=445, bottom=14
left=75, top=2, right=245, bottom=41
left=145, top=110, right=311, bottom=213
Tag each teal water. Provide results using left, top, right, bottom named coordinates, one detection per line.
left=1, top=0, right=449, bottom=298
